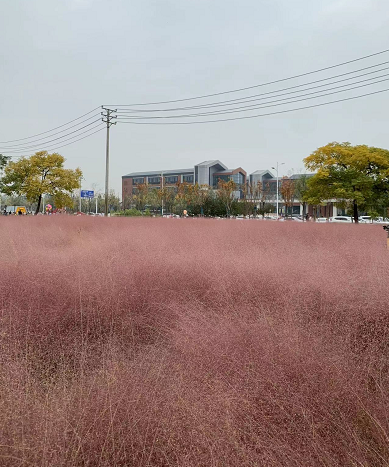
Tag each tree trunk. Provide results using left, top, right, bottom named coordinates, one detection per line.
left=35, top=194, right=42, bottom=215
left=353, top=199, right=359, bottom=223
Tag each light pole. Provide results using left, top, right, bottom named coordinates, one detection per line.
left=271, top=162, right=285, bottom=219
left=79, top=175, right=82, bottom=213
left=161, top=171, right=164, bottom=216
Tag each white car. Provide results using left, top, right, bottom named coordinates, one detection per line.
left=316, top=217, right=328, bottom=223
left=372, top=217, right=389, bottom=224
left=359, top=216, right=372, bottom=224
left=329, top=216, right=352, bottom=223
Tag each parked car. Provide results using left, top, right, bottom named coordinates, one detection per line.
left=316, top=217, right=328, bottom=223
left=329, top=216, right=352, bottom=223
left=280, top=216, right=302, bottom=222
left=359, top=216, right=372, bottom=224
left=373, top=217, right=389, bottom=224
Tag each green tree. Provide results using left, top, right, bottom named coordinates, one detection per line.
left=257, top=181, right=272, bottom=218
left=94, top=191, right=120, bottom=214
left=1, top=151, right=82, bottom=214
left=133, top=183, right=149, bottom=211
left=294, top=174, right=310, bottom=220
left=0, top=154, right=9, bottom=172
left=189, top=184, right=211, bottom=216
left=304, top=142, right=389, bottom=223
left=147, top=189, right=160, bottom=214
left=158, top=187, right=175, bottom=214
left=0, top=154, right=10, bottom=193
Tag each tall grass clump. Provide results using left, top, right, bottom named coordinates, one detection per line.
left=0, top=217, right=388, bottom=466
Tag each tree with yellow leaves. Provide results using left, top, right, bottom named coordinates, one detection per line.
left=304, top=142, right=389, bottom=223
left=1, top=151, right=82, bottom=214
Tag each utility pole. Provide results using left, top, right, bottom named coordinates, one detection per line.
left=161, top=171, right=164, bottom=216
left=79, top=175, right=82, bottom=213
left=271, top=162, right=285, bottom=219
left=101, top=107, right=117, bottom=217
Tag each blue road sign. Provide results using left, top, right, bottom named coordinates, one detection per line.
left=81, top=190, right=94, bottom=198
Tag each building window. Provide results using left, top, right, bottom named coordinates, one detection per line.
left=133, top=177, right=144, bottom=184
left=164, top=176, right=178, bottom=184
left=213, top=174, right=230, bottom=186
left=231, top=173, right=244, bottom=186
left=148, top=177, right=161, bottom=184
left=183, top=175, right=194, bottom=183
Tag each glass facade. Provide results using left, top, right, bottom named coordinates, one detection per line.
left=164, top=176, right=178, bottom=184
left=231, top=173, right=244, bottom=185
left=213, top=174, right=230, bottom=186
left=213, top=173, right=245, bottom=187
left=148, top=177, right=161, bottom=184
left=183, top=175, right=194, bottom=183
left=133, top=177, right=144, bottom=184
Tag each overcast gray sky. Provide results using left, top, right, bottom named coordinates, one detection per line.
left=1, top=0, right=389, bottom=195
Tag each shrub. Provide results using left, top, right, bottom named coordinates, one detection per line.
left=114, top=208, right=143, bottom=216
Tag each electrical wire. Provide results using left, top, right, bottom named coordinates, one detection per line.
left=0, top=113, right=101, bottom=147
left=3, top=123, right=105, bottom=153
left=115, top=62, right=389, bottom=113
left=104, top=49, right=389, bottom=106
left=6, top=126, right=105, bottom=158
left=116, top=87, right=389, bottom=124
left=3, top=50, right=389, bottom=149
left=116, top=76, right=389, bottom=120
left=0, top=119, right=101, bottom=152
left=0, top=117, right=102, bottom=150
left=0, top=106, right=101, bottom=144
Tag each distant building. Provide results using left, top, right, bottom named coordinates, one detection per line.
left=121, top=162, right=339, bottom=217
left=122, top=160, right=247, bottom=201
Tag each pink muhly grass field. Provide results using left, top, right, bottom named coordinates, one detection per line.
left=0, top=217, right=388, bottom=467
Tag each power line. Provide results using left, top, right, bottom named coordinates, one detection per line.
left=7, top=126, right=105, bottom=158
left=115, top=87, right=389, bottom=125
left=3, top=123, right=105, bottom=153
left=0, top=118, right=102, bottom=151
left=0, top=113, right=101, bottom=148
left=116, top=76, right=389, bottom=120
left=104, top=49, right=389, bottom=106
left=0, top=106, right=101, bottom=144
left=115, top=62, right=389, bottom=113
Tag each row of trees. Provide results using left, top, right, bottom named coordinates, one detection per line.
left=1, top=143, right=389, bottom=221
left=123, top=179, right=278, bottom=217
left=125, top=142, right=389, bottom=222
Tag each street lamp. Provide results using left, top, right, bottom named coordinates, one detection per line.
left=271, top=162, right=285, bottom=219
left=161, top=171, right=164, bottom=216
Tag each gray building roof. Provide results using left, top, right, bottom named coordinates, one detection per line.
left=123, top=168, right=194, bottom=178
left=250, top=169, right=275, bottom=177
left=195, top=160, right=228, bottom=170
